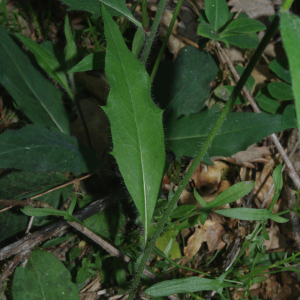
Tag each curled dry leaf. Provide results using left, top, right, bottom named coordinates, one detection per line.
left=182, top=220, right=226, bottom=265
left=262, top=224, right=288, bottom=250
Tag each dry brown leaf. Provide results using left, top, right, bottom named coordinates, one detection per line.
left=182, top=226, right=204, bottom=265
left=191, top=161, right=230, bottom=191
left=182, top=220, right=226, bottom=265
left=263, top=224, right=288, bottom=250
left=232, top=145, right=271, bottom=163
left=227, top=0, right=282, bottom=19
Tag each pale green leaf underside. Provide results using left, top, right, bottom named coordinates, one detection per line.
left=145, top=277, right=237, bottom=297
left=101, top=6, right=165, bottom=239
left=281, top=11, right=300, bottom=143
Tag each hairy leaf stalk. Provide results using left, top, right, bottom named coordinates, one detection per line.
left=140, top=0, right=167, bottom=66
left=128, top=14, right=280, bottom=300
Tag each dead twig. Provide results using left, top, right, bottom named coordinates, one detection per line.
left=0, top=189, right=123, bottom=260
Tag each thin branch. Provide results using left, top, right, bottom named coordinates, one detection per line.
left=215, top=41, right=300, bottom=190
left=0, top=189, right=123, bottom=260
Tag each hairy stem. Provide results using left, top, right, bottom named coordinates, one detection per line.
left=128, top=13, right=281, bottom=300
left=142, top=0, right=148, bottom=31
left=150, top=0, right=183, bottom=80
left=140, top=0, right=167, bottom=66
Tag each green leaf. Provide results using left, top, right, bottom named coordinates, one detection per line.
left=269, top=164, right=282, bottom=212
left=197, top=22, right=221, bottom=40
left=215, top=208, right=288, bottom=223
left=166, top=107, right=292, bottom=164
left=0, top=27, right=69, bottom=133
left=0, top=171, right=70, bottom=242
left=214, top=85, right=245, bottom=104
left=205, top=181, right=254, bottom=209
left=69, top=52, right=105, bottom=73
left=21, top=205, right=80, bottom=223
left=113, top=257, right=127, bottom=286
left=12, top=250, right=79, bottom=300
left=221, top=18, right=266, bottom=34
left=194, top=189, right=207, bottom=207
left=81, top=202, right=126, bottom=238
left=153, top=46, right=219, bottom=117
left=144, top=277, right=237, bottom=297
left=236, top=65, right=255, bottom=92
left=255, top=87, right=281, bottom=114
left=171, top=204, right=197, bottom=218
left=171, top=214, right=201, bottom=232
left=205, top=0, right=229, bottom=31
left=0, top=124, right=100, bottom=174
left=269, top=58, right=291, bottom=84
left=282, top=104, right=297, bottom=127
left=281, top=11, right=300, bottom=143
left=64, top=14, right=77, bottom=70
left=67, top=195, right=77, bottom=215
left=60, top=0, right=143, bottom=29
left=221, top=32, right=259, bottom=48
left=101, top=6, right=165, bottom=241
left=42, top=234, right=75, bottom=248
left=267, top=82, right=294, bottom=100
left=16, top=33, right=71, bottom=94
left=132, top=28, right=145, bottom=57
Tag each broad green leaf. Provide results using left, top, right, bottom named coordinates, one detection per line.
left=60, top=0, right=143, bottom=29
left=166, top=106, right=292, bottom=164
left=281, top=11, right=300, bottom=143
left=197, top=22, right=221, bottom=40
left=101, top=6, right=165, bottom=241
left=236, top=65, right=255, bottom=92
left=227, top=12, right=249, bottom=22
left=0, top=171, right=70, bottom=242
left=221, top=32, right=259, bottom=48
left=0, top=27, right=69, bottom=133
left=255, top=87, right=281, bottom=114
left=269, top=164, right=282, bottom=212
left=69, top=52, right=105, bottom=73
left=282, top=104, right=297, bottom=127
left=0, top=124, right=100, bottom=174
left=215, top=208, right=288, bottom=223
left=205, top=181, right=254, bottom=209
left=267, top=82, right=294, bottom=100
left=64, top=14, right=77, bottom=70
left=171, top=204, right=197, bottom=218
left=269, top=58, right=291, bottom=84
left=81, top=202, right=126, bottom=238
left=132, top=28, right=145, bottom=57
left=144, top=277, right=237, bottom=297
left=12, top=250, right=79, bottom=300
left=112, top=257, right=127, bottom=286
left=16, top=33, right=71, bottom=94
left=221, top=18, right=266, bottom=34
left=155, top=230, right=181, bottom=260
left=205, top=0, right=229, bottom=31
left=153, top=46, right=219, bottom=117
left=214, top=85, right=245, bottom=104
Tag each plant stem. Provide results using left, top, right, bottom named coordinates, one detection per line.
left=140, top=0, right=167, bottom=66
left=281, top=0, right=294, bottom=11
left=150, top=0, right=183, bottom=80
left=128, top=13, right=281, bottom=300
left=142, top=0, right=148, bottom=31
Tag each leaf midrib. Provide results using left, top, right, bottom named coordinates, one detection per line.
left=106, top=17, right=148, bottom=235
